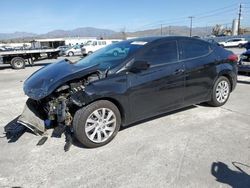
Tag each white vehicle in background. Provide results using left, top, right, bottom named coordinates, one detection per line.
left=219, top=38, right=248, bottom=48
left=81, top=39, right=122, bottom=56
left=65, top=45, right=84, bottom=56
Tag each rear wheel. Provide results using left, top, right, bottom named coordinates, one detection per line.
left=73, top=100, right=121, bottom=148
left=208, top=76, right=231, bottom=107
left=11, top=57, right=25, bottom=69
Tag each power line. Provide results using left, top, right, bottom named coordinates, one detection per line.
left=134, top=3, right=239, bottom=31
left=130, top=3, right=249, bottom=33
left=192, top=3, right=238, bottom=17
left=195, top=8, right=237, bottom=20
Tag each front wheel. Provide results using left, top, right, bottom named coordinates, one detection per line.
left=208, top=76, right=231, bottom=107
left=73, top=100, right=121, bottom=148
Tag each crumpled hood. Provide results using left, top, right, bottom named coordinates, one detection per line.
left=24, top=59, right=100, bottom=100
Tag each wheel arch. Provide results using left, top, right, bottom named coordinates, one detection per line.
left=217, top=70, right=235, bottom=92
left=68, top=51, right=74, bottom=55
left=90, top=97, right=126, bottom=126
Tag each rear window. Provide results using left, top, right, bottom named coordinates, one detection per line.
left=180, top=39, right=210, bottom=60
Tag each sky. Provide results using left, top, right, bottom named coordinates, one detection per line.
left=0, top=0, right=249, bottom=34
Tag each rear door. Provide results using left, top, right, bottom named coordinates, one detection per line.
left=128, top=40, right=185, bottom=121
left=178, top=39, right=217, bottom=105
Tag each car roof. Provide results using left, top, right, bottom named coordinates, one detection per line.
left=127, top=36, right=201, bottom=43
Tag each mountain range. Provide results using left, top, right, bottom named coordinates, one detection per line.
left=0, top=26, right=213, bottom=41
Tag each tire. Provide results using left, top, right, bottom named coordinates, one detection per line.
left=68, top=51, right=74, bottom=56
left=238, top=44, right=243, bottom=48
left=87, top=51, right=93, bottom=55
left=10, top=57, right=25, bottom=69
left=73, top=100, right=121, bottom=148
left=208, top=76, right=231, bottom=107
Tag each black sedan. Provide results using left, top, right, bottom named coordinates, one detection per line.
left=19, top=36, right=238, bottom=148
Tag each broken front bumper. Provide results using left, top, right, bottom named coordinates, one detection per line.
left=17, top=99, right=46, bottom=135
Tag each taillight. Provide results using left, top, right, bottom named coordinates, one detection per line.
left=228, top=54, right=238, bottom=62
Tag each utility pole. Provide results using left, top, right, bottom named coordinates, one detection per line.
left=238, top=3, right=242, bottom=35
left=160, top=24, right=163, bottom=36
left=188, top=16, right=194, bottom=37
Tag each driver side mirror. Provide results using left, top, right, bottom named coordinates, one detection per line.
left=128, top=60, right=150, bottom=73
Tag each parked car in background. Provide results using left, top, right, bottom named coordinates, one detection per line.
left=81, top=39, right=122, bottom=56
left=218, top=38, right=248, bottom=48
left=20, top=36, right=238, bottom=148
left=238, top=50, right=250, bottom=74
left=243, top=41, right=250, bottom=50
left=65, top=45, right=83, bottom=56
left=240, top=49, right=250, bottom=62
left=57, top=45, right=70, bottom=56
left=0, top=47, right=6, bottom=51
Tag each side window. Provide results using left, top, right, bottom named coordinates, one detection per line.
left=92, top=41, right=97, bottom=46
left=102, top=41, right=106, bottom=45
left=180, top=40, right=210, bottom=60
left=98, top=41, right=102, bottom=45
left=141, top=40, right=178, bottom=65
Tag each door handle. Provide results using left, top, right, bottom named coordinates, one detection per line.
left=173, top=69, right=185, bottom=75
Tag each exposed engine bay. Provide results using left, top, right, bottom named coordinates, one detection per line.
left=16, top=71, right=102, bottom=151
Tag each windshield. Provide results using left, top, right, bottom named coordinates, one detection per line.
left=84, top=41, right=93, bottom=46
left=76, top=40, right=147, bottom=69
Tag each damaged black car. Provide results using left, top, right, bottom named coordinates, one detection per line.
left=18, top=36, right=237, bottom=148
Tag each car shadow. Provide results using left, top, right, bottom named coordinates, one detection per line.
left=2, top=116, right=35, bottom=143
left=211, top=161, right=250, bottom=188
left=2, top=105, right=197, bottom=150
left=237, top=80, right=250, bottom=85
left=72, top=105, right=198, bottom=149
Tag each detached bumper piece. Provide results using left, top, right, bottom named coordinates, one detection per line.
left=16, top=98, right=74, bottom=151
left=17, top=99, right=46, bottom=135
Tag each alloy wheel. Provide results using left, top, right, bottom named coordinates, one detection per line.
left=85, top=108, right=116, bottom=143
left=215, top=80, right=230, bottom=103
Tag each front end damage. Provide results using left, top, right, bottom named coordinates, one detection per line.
left=17, top=72, right=101, bottom=138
